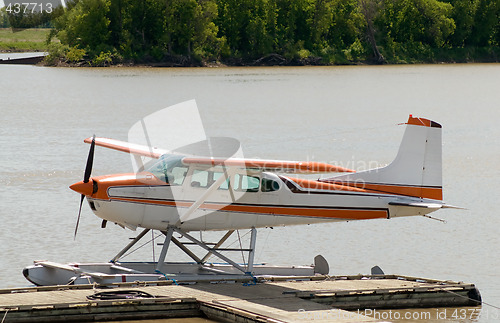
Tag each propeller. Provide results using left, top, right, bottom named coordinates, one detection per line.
left=74, top=135, right=96, bottom=239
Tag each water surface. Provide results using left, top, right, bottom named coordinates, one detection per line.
left=0, top=63, right=499, bottom=322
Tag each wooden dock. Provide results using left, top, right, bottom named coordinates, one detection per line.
left=0, top=55, right=45, bottom=65
left=0, top=274, right=481, bottom=322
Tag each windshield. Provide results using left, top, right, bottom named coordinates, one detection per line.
left=145, top=154, right=187, bottom=185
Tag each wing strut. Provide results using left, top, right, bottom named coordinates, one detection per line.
left=177, top=167, right=236, bottom=224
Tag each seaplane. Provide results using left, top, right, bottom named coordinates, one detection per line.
left=24, top=102, right=457, bottom=286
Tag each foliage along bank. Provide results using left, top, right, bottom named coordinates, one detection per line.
left=37, top=0, right=500, bottom=66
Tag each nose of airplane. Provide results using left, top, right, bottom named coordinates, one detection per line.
left=70, top=180, right=94, bottom=196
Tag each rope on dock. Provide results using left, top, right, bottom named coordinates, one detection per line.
left=86, top=290, right=156, bottom=300
left=155, top=269, right=179, bottom=285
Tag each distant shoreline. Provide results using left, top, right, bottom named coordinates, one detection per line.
left=39, top=56, right=500, bottom=68
left=41, top=49, right=500, bottom=67
left=1, top=28, right=499, bottom=67
left=1, top=50, right=499, bottom=67
left=2, top=31, right=499, bottom=67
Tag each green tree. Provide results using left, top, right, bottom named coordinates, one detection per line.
left=328, top=0, right=364, bottom=49
left=0, top=8, right=10, bottom=28
left=496, top=7, right=500, bottom=46
left=468, top=0, right=500, bottom=46
left=420, top=0, right=456, bottom=47
left=217, top=0, right=276, bottom=58
left=108, top=0, right=125, bottom=49
left=165, top=0, right=219, bottom=59
left=41, top=0, right=500, bottom=65
left=445, top=0, right=477, bottom=47
left=55, top=0, right=111, bottom=50
left=274, top=0, right=311, bottom=55
left=245, top=0, right=275, bottom=56
left=191, top=0, right=221, bottom=58
left=120, top=0, right=165, bottom=56
left=309, top=0, right=334, bottom=49
left=359, top=0, right=384, bottom=62
left=377, top=0, right=455, bottom=61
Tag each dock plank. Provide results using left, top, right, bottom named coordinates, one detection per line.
left=267, top=278, right=434, bottom=292
left=0, top=289, right=94, bottom=308
left=0, top=275, right=480, bottom=322
left=138, top=281, right=379, bottom=322
left=213, top=299, right=376, bottom=322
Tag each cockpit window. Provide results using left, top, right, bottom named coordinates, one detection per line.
left=145, top=154, right=187, bottom=185
left=170, top=166, right=188, bottom=185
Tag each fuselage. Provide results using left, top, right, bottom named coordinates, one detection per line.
left=71, top=154, right=441, bottom=232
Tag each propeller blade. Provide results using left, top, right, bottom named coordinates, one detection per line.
left=83, top=135, right=95, bottom=183
left=74, top=194, right=85, bottom=239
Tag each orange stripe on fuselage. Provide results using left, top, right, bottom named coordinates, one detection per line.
left=284, top=176, right=442, bottom=200
left=220, top=204, right=387, bottom=220
left=320, top=180, right=443, bottom=200
left=104, top=196, right=388, bottom=220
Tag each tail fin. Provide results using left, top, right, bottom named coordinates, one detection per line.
left=325, top=115, right=443, bottom=200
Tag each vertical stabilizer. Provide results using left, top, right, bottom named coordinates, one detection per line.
left=323, top=115, right=443, bottom=200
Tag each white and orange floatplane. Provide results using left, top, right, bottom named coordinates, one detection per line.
left=24, top=114, right=459, bottom=286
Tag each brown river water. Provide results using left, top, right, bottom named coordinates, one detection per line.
left=0, top=61, right=499, bottom=322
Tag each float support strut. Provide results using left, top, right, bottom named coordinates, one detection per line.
left=156, top=227, right=174, bottom=272
left=110, top=228, right=150, bottom=263
left=247, top=227, right=257, bottom=273
left=173, top=228, right=247, bottom=274
left=200, top=230, right=235, bottom=263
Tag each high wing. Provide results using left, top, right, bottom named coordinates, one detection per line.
left=84, top=137, right=355, bottom=224
left=84, top=137, right=167, bottom=159
left=85, top=137, right=355, bottom=174
left=182, top=157, right=355, bottom=173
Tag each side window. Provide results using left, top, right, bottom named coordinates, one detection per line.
left=191, top=170, right=208, bottom=187
left=234, top=174, right=260, bottom=192
left=169, top=166, right=188, bottom=186
left=261, top=178, right=280, bottom=192
left=213, top=172, right=230, bottom=190
left=190, top=170, right=230, bottom=189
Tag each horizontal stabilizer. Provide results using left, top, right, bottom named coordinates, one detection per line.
left=389, top=201, right=465, bottom=210
left=441, top=204, right=467, bottom=210
left=389, top=201, right=444, bottom=209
